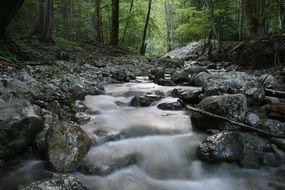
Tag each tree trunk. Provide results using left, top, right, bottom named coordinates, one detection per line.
left=40, top=0, right=54, bottom=43
left=0, top=0, right=24, bottom=39
left=280, top=0, right=285, bottom=31
left=244, top=0, right=258, bottom=34
left=206, top=0, right=224, bottom=57
left=95, top=0, right=103, bottom=42
left=238, top=0, right=244, bottom=41
left=122, top=0, right=134, bottom=44
left=32, top=0, right=45, bottom=35
left=164, top=0, right=173, bottom=51
left=60, top=0, right=71, bottom=39
left=110, top=0, right=119, bottom=46
left=140, top=0, right=152, bottom=55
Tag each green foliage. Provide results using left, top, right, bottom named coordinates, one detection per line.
left=5, top=0, right=284, bottom=55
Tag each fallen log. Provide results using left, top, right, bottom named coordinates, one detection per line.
left=265, top=89, right=285, bottom=99
left=266, top=103, right=285, bottom=121
left=186, top=105, right=285, bottom=139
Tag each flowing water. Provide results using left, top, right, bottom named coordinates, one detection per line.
left=0, top=77, right=277, bottom=190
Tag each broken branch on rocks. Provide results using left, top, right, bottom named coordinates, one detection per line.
left=187, top=105, right=285, bottom=139
left=265, top=89, right=285, bottom=99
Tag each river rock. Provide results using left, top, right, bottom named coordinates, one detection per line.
left=0, top=79, right=41, bottom=101
left=178, top=89, right=202, bottom=104
left=239, top=132, right=271, bottom=168
left=18, top=174, right=88, bottom=190
left=130, top=96, right=155, bottom=107
left=157, top=101, right=184, bottom=110
left=259, top=74, right=280, bottom=89
left=156, top=79, right=176, bottom=86
left=46, top=122, right=92, bottom=172
left=171, top=70, right=189, bottom=84
left=69, top=84, right=87, bottom=100
left=262, top=119, right=285, bottom=135
left=153, top=69, right=165, bottom=83
left=157, top=57, right=184, bottom=68
left=184, top=66, right=208, bottom=75
left=198, top=131, right=274, bottom=168
left=244, top=112, right=260, bottom=127
left=200, top=72, right=265, bottom=104
left=191, top=94, right=247, bottom=131
left=0, top=100, right=44, bottom=160
left=74, top=112, right=91, bottom=125
left=197, top=131, right=243, bottom=162
left=111, top=69, right=129, bottom=82
left=190, top=72, right=211, bottom=86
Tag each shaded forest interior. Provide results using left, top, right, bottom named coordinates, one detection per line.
left=0, top=0, right=285, bottom=66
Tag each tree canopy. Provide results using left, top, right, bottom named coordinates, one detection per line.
left=2, top=0, right=285, bottom=55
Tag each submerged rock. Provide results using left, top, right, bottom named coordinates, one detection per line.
left=46, top=122, right=91, bottom=172
left=130, top=96, right=155, bottom=107
left=18, top=174, right=87, bottom=190
left=157, top=101, right=184, bottom=110
left=191, top=94, right=247, bottom=131
left=0, top=100, right=44, bottom=160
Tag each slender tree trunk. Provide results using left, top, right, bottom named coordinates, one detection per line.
left=40, top=0, right=54, bottom=43
left=206, top=0, right=224, bottom=57
left=32, top=0, right=44, bottom=35
left=0, top=0, right=24, bottom=39
left=110, top=0, right=119, bottom=46
left=244, top=0, right=258, bottom=34
left=164, top=0, right=173, bottom=51
left=238, top=0, right=244, bottom=41
left=122, top=0, right=134, bottom=44
left=280, top=0, right=285, bottom=31
left=60, top=0, right=71, bottom=39
left=95, top=0, right=102, bottom=42
left=140, top=0, right=152, bottom=55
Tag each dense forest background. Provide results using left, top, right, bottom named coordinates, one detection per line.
left=3, top=0, right=285, bottom=55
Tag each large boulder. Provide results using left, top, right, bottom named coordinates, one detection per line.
left=171, top=70, right=189, bottom=84
left=191, top=94, right=247, bottom=131
left=198, top=131, right=276, bottom=168
left=46, top=122, right=92, bottom=173
left=0, top=101, right=44, bottom=160
left=200, top=72, right=265, bottom=104
left=18, top=174, right=88, bottom=190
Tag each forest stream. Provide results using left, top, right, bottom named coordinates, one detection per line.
left=0, top=76, right=280, bottom=190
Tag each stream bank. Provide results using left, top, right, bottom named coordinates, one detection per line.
left=0, top=42, right=285, bottom=190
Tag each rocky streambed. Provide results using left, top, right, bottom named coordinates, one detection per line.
left=0, top=53, right=285, bottom=190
